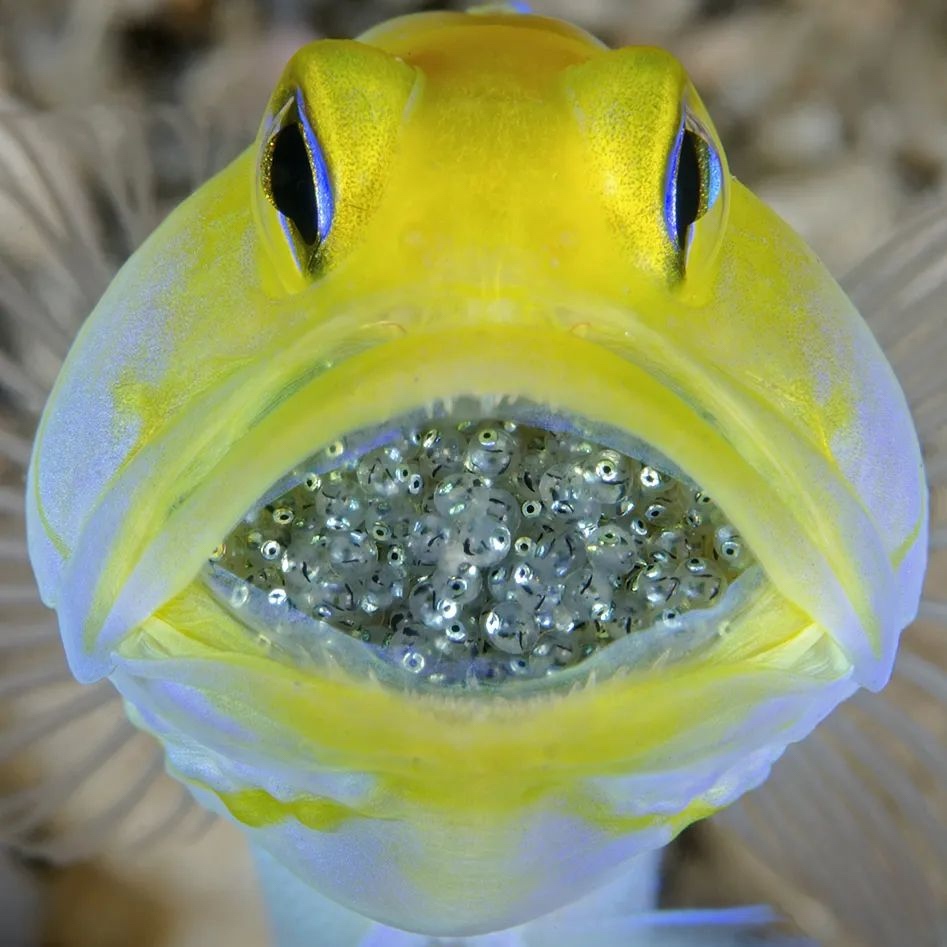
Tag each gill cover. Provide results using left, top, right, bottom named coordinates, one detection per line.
left=26, top=8, right=926, bottom=937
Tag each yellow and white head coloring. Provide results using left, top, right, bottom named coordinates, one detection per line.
left=26, top=6, right=926, bottom=938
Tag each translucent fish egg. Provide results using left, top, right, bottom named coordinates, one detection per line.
left=457, top=520, right=512, bottom=568
left=419, top=427, right=466, bottom=478
left=464, top=423, right=518, bottom=478
left=482, top=601, right=540, bottom=654
left=585, top=524, right=638, bottom=572
left=409, top=514, right=452, bottom=567
left=327, top=531, right=377, bottom=576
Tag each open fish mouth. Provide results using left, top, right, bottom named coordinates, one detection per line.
left=204, top=398, right=757, bottom=688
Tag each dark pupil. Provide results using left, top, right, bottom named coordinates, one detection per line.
left=269, top=123, right=319, bottom=245
left=674, top=129, right=702, bottom=251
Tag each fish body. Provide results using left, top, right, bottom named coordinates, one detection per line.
left=23, top=7, right=928, bottom=942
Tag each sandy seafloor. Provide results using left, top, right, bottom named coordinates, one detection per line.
left=0, top=1, right=945, bottom=945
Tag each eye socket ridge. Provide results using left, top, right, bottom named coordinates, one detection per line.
left=664, top=113, right=723, bottom=261
left=264, top=92, right=335, bottom=255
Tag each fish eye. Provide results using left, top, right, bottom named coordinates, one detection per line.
left=665, top=114, right=723, bottom=269
left=260, top=92, right=334, bottom=272
left=268, top=124, right=320, bottom=245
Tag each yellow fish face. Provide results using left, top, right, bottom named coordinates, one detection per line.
left=26, top=9, right=926, bottom=937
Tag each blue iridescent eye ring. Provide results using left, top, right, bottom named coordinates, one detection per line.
left=265, top=90, right=335, bottom=257
left=664, top=111, right=723, bottom=261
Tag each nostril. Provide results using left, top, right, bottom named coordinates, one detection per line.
left=206, top=412, right=754, bottom=686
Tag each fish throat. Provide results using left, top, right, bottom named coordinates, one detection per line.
left=206, top=408, right=753, bottom=687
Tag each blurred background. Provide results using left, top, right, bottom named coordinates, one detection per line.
left=0, top=1, right=945, bottom=945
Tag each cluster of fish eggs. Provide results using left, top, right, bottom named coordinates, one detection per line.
left=212, top=419, right=750, bottom=684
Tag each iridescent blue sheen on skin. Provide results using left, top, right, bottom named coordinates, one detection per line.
left=664, top=116, right=689, bottom=247
left=296, top=91, right=335, bottom=244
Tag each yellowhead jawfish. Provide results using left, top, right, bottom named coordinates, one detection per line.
left=2, top=4, right=944, bottom=945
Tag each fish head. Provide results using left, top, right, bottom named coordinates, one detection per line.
left=26, top=8, right=928, bottom=937
left=257, top=12, right=727, bottom=296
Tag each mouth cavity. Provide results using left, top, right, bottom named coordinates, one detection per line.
left=203, top=402, right=754, bottom=688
